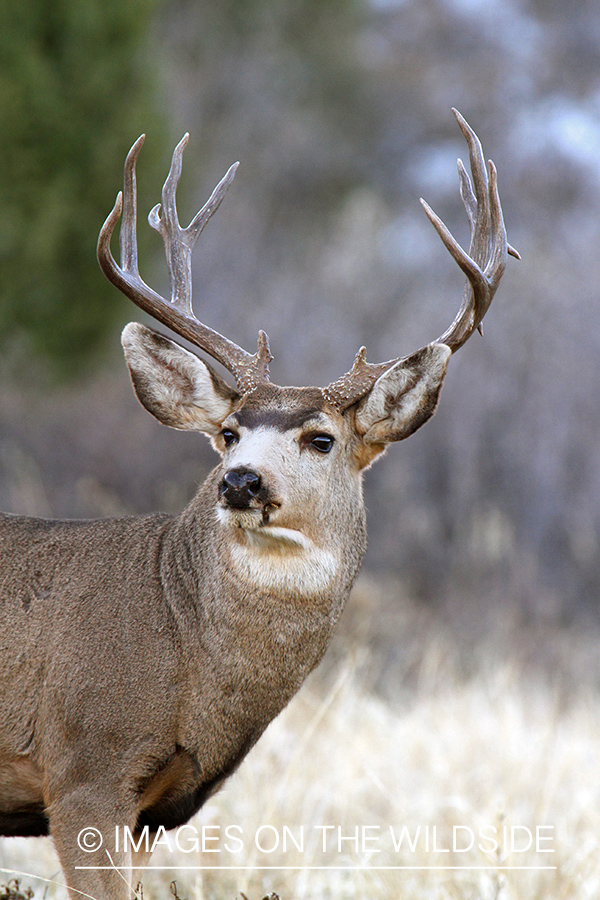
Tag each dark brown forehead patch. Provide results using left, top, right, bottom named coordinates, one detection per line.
left=232, top=407, right=326, bottom=432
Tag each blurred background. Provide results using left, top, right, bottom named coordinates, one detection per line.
left=5, top=2, right=600, bottom=896
left=2, top=0, right=600, bottom=645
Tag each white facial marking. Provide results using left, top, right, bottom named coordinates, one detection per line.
left=215, top=421, right=342, bottom=595
left=223, top=425, right=289, bottom=473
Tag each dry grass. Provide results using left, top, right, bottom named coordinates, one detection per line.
left=3, top=586, right=600, bottom=900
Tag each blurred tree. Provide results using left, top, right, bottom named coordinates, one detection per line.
left=0, top=0, right=167, bottom=377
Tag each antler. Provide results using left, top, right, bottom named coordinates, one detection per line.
left=322, top=109, right=519, bottom=411
left=97, top=134, right=273, bottom=394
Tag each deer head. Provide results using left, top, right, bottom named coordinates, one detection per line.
left=98, top=112, right=517, bottom=491
left=96, top=110, right=519, bottom=573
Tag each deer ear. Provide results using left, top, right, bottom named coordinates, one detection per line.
left=121, top=322, right=239, bottom=435
left=353, top=343, right=451, bottom=462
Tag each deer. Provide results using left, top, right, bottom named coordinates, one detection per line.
left=0, top=110, right=517, bottom=899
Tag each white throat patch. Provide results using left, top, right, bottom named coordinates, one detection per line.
left=216, top=508, right=338, bottom=596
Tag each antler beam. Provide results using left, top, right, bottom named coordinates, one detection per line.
left=322, top=109, right=519, bottom=411
left=97, top=135, right=273, bottom=394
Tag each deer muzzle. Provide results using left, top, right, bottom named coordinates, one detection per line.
left=219, top=467, right=264, bottom=509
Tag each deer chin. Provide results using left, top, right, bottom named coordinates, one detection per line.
left=245, top=525, right=314, bottom=553
left=216, top=505, right=313, bottom=552
left=216, top=506, right=264, bottom=531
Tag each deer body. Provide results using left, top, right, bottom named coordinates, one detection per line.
left=0, top=486, right=358, bottom=825
left=0, top=111, right=517, bottom=897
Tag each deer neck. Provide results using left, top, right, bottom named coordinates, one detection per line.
left=156, top=471, right=367, bottom=757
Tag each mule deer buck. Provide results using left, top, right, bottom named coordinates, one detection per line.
left=0, top=110, right=517, bottom=897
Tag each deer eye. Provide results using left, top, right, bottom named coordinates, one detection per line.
left=220, top=429, right=238, bottom=447
left=309, top=433, right=334, bottom=453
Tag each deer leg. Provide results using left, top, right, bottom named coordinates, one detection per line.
left=47, top=789, right=142, bottom=900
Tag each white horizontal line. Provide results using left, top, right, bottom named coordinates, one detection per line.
left=76, top=865, right=557, bottom=871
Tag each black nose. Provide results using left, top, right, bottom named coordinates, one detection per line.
left=219, top=467, right=262, bottom=509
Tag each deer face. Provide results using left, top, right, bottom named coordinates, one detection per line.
left=121, top=323, right=453, bottom=564
left=122, top=325, right=366, bottom=550
left=214, top=388, right=361, bottom=541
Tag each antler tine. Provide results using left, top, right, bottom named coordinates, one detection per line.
left=120, top=133, right=146, bottom=277
left=322, top=110, right=518, bottom=412
left=423, top=108, right=506, bottom=351
left=98, top=136, right=273, bottom=393
left=148, top=134, right=240, bottom=317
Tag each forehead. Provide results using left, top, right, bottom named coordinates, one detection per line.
left=230, top=386, right=336, bottom=432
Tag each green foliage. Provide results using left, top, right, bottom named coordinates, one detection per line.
left=0, top=0, right=167, bottom=377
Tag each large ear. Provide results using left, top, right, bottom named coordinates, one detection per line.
left=352, top=343, right=451, bottom=464
left=121, top=322, right=239, bottom=435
